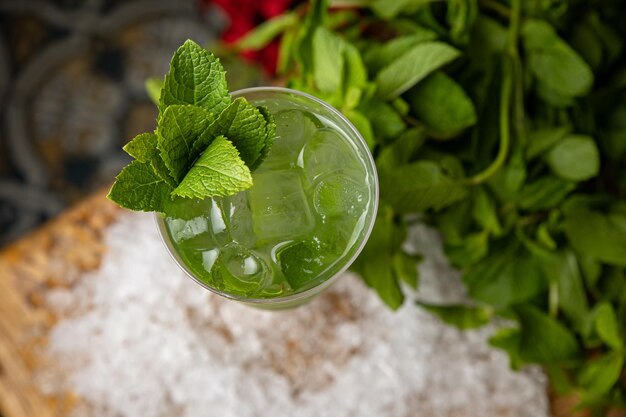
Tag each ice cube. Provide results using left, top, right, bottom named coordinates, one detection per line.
left=313, top=173, right=368, bottom=218
left=213, top=243, right=271, bottom=295
left=201, top=248, right=220, bottom=272
left=248, top=170, right=315, bottom=243
left=221, top=191, right=256, bottom=247
left=167, top=216, right=210, bottom=244
left=208, top=198, right=230, bottom=246
left=259, top=109, right=318, bottom=170
left=300, top=127, right=366, bottom=185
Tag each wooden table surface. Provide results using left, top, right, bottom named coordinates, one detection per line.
left=0, top=190, right=121, bottom=417
left=0, top=190, right=612, bottom=417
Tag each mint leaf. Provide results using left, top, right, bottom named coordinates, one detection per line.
left=107, top=160, right=172, bottom=212
left=123, top=133, right=174, bottom=186
left=358, top=100, right=406, bottom=142
left=172, top=135, right=252, bottom=198
left=343, top=42, right=367, bottom=92
left=517, top=176, right=576, bottom=211
left=375, top=41, right=460, bottom=100
left=351, top=205, right=405, bottom=310
left=157, top=104, right=213, bottom=183
left=563, top=201, right=626, bottom=267
left=463, top=241, right=546, bottom=308
left=192, top=97, right=268, bottom=167
left=577, top=352, right=624, bottom=396
left=406, top=71, right=477, bottom=138
left=250, top=105, right=276, bottom=170
left=159, top=39, right=231, bottom=116
left=525, top=127, right=570, bottom=159
left=489, top=328, right=523, bottom=370
left=515, top=305, right=581, bottom=364
left=392, top=252, right=420, bottom=289
left=541, top=251, right=590, bottom=332
left=313, top=27, right=346, bottom=93
left=471, top=187, right=502, bottom=235
left=522, top=20, right=594, bottom=99
left=370, top=0, right=429, bottom=19
left=547, top=135, right=600, bottom=181
left=379, top=161, right=469, bottom=214
left=417, top=302, right=492, bottom=330
left=233, top=12, right=298, bottom=51
left=594, top=302, right=623, bottom=350
left=145, top=77, right=163, bottom=105
left=364, top=31, right=438, bottom=74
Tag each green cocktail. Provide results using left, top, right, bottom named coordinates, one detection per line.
left=156, top=87, right=378, bottom=308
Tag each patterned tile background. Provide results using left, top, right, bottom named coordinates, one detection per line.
left=0, top=0, right=263, bottom=246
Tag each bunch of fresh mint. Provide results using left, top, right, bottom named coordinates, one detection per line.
left=108, top=40, right=275, bottom=213
left=236, top=0, right=626, bottom=411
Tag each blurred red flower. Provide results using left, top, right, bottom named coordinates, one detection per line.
left=204, top=0, right=297, bottom=75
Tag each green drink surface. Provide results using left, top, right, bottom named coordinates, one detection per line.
left=163, top=94, right=375, bottom=299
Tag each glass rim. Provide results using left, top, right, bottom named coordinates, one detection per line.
left=155, top=86, right=379, bottom=306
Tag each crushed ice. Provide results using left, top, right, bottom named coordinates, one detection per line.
left=41, top=212, right=549, bottom=417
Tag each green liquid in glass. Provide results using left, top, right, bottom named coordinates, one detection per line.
left=162, top=91, right=376, bottom=300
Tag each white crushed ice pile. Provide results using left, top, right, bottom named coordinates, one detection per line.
left=41, top=212, right=549, bottom=417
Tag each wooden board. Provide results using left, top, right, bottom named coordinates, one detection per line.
left=0, top=190, right=121, bottom=417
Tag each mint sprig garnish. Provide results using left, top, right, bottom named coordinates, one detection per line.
left=108, top=40, right=276, bottom=213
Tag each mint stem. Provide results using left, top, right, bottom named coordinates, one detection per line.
left=467, top=0, right=520, bottom=186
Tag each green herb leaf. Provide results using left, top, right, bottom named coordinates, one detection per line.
left=192, top=97, right=268, bottom=168
left=393, top=252, right=420, bottom=289
left=172, top=135, right=252, bottom=199
left=463, top=241, right=546, bottom=307
left=407, top=71, right=477, bottom=138
left=370, top=0, right=429, bottom=20
left=517, top=176, right=576, bottom=211
left=379, top=161, right=469, bottom=214
left=375, top=42, right=461, bottom=100
left=546, top=135, right=600, bottom=181
left=358, top=100, right=406, bottom=142
left=345, top=110, right=375, bottom=149
left=522, top=20, right=594, bottom=100
left=577, top=352, right=624, bottom=396
left=233, top=12, right=298, bottom=51
left=594, top=302, right=623, bottom=349
left=446, top=0, right=478, bottom=44
left=515, top=305, right=581, bottom=364
left=250, top=105, right=277, bottom=170
left=525, top=127, right=570, bottom=159
left=418, top=302, right=491, bottom=329
left=471, top=187, right=502, bottom=235
left=489, top=327, right=523, bottom=370
left=159, top=39, right=231, bottom=116
left=446, top=231, right=489, bottom=267
left=123, top=133, right=175, bottom=186
left=343, top=42, right=368, bottom=92
left=313, top=27, right=346, bottom=93
left=157, top=104, right=213, bottom=183
left=107, top=160, right=172, bottom=212
left=352, top=206, right=404, bottom=310
left=298, top=0, right=329, bottom=74
left=363, top=31, right=438, bottom=74
left=541, top=251, right=589, bottom=332
left=563, top=201, right=626, bottom=267
left=145, top=77, right=163, bottom=105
